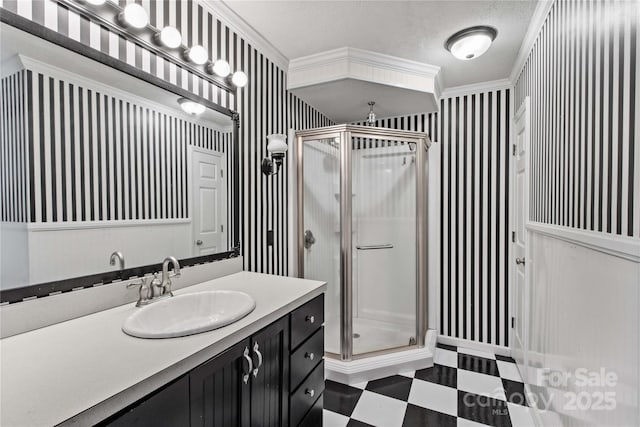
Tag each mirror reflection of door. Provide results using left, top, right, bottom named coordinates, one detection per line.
left=192, top=148, right=226, bottom=256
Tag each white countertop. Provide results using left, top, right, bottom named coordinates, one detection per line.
left=0, top=272, right=326, bottom=426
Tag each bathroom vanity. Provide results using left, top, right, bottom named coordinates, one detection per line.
left=0, top=272, right=326, bottom=426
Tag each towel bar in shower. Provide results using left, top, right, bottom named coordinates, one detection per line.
left=355, top=244, right=394, bottom=250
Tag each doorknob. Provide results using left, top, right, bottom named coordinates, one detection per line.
left=515, top=257, right=526, bottom=265
left=196, top=240, right=203, bottom=246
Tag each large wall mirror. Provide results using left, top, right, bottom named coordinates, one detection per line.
left=0, top=15, right=240, bottom=303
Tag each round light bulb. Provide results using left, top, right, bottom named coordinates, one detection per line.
left=186, top=45, right=208, bottom=65
left=84, top=0, right=107, bottom=5
left=210, top=60, right=231, bottom=78
left=179, top=99, right=206, bottom=116
left=158, top=26, right=182, bottom=49
left=121, top=3, right=148, bottom=29
left=450, top=33, right=493, bottom=60
left=231, top=71, right=248, bottom=88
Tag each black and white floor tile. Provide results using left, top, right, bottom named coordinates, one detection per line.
left=323, top=343, right=535, bottom=427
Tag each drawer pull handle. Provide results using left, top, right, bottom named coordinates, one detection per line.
left=306, top=315, right=315, bottom=324
left=305, top=352, right=315, bottom=361
left=305, top=388, right=315, bottom=398
left=242, top=347, right=253, bottom=384
left=252, top=342, right=263, bottom=378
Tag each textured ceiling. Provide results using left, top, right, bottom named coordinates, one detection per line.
left=222, top=0, right=538, bottom=88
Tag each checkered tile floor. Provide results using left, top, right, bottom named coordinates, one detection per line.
left=323, top=343, right=536, bottom=427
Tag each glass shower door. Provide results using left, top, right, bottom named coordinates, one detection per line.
left=300, top=136, right=341, bottom=355
left=351, top=136, right=417, bottom=355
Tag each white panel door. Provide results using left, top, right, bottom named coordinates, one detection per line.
left=192, top=150, right=226, bottom=256
left=511, top=97, right=530, bottom=382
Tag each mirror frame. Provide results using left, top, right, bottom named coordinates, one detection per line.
left=0, top=9, right=241, bottom=304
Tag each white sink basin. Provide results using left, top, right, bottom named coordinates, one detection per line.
left=122, top=290, right=256, bottom=339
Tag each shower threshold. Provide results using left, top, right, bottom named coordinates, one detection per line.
left=324, top=329, right=437, bottom=385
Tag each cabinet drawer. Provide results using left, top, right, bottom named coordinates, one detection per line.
left=290, top=361, right=325, bottom=427
left=291, top=327, right=324, bottom=391
left=298, top=394, right=323, bottom=427
left=291, top=294, right=324, bottom=350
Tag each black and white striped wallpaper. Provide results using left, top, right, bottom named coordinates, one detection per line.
left=356, top=88, right=512, bottom=347
left=515, top=0, right=639, bottom=238
left=0, top=0, right=332, bottom=275
left=0, top=70, right=28, bottom=223
left=27, top=69, right=232, bottom=223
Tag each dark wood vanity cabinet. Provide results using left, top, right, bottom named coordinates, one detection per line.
left=190, top=316, right=289, bottom=427
left=100, top=294, right=324, bottom=427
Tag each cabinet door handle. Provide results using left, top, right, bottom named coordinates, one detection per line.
left=252, top=342, right=263, bottom=378
left=305, top=388, right=315, bottom=398
left=304, top=352, right=315, bottom=361
left=306, top=315, right=315, bottom=324
left=242, top=347, right=253, bottom=384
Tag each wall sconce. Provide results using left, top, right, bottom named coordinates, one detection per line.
left=262, top=134, right=288, bottom=176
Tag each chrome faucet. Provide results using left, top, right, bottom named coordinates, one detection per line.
left=160, top=256, right=181, bottom=298
left=110, top=251, right=125, bottom=270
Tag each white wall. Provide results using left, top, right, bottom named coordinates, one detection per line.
left=524, top=228, right=640, bottom=426
left=0, top=222, right=29, bottom=287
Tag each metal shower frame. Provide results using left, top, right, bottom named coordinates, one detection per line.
left=295, top=124, right=431, bottom=361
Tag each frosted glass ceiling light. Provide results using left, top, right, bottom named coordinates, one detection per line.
left=185, top=45, right=208, bottom=65
left=208, top=60, right=231, bottom=78
left=230, top=71, right=248, bottom=88
left=445, top=26, right=497, bottom=60
left=178, top=98, right=206, bottom=116
left=119, top=3, right=149, bottom=29
left=156, top=26, right=182, bottom=49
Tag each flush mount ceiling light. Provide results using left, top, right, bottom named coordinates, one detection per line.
left=185, top=45, right=208, bottom=65
left=178, top=98, right=206, bottom=116
left=156, top=26, right=182, bottom=49
left=230, top=71, right=248, bottom=88
left=208, top=60, right=231, bottom=78
left=83, top=0, right=107, bottom=5
left=445, top=26, right=497, bottom=60
left=118, top=3, right=149, bottom=29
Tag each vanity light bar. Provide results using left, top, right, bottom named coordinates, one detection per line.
left=73, top=0, right=247, bottom=89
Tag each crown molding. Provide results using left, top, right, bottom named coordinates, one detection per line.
left=440, top=78, right=513, bottom=98
left=202, top=1, right=289, bottom=71
left=0, top=54, right=26, bottom=78
left=509, top=0, right=555, bottom=83
left=290, top=47, right=441, bottom=77
left=288, top=47, right=441, bottom=98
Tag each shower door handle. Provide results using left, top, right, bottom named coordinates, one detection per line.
left=356, top=244, right=394, bottom=250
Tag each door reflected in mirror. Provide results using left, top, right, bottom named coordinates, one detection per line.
left=0, top=22, right=237, bottom=293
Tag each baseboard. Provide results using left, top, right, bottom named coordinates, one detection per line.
left=437, top=335, right=511, bottom=357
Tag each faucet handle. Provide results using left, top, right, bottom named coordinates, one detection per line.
left=127, top=277, right=153, bottom=306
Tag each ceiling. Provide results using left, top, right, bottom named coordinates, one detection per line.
left=222, top=0, right=538, bottom=89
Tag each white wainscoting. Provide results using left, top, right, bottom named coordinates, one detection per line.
left=0, top=222, right=29, bottom=287
left=524, top=227, right=640, bottom=427
left=26, top=220, right=193, bottom=285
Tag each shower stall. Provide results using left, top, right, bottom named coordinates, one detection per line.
left=295, top=125, right=431, bottom=372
